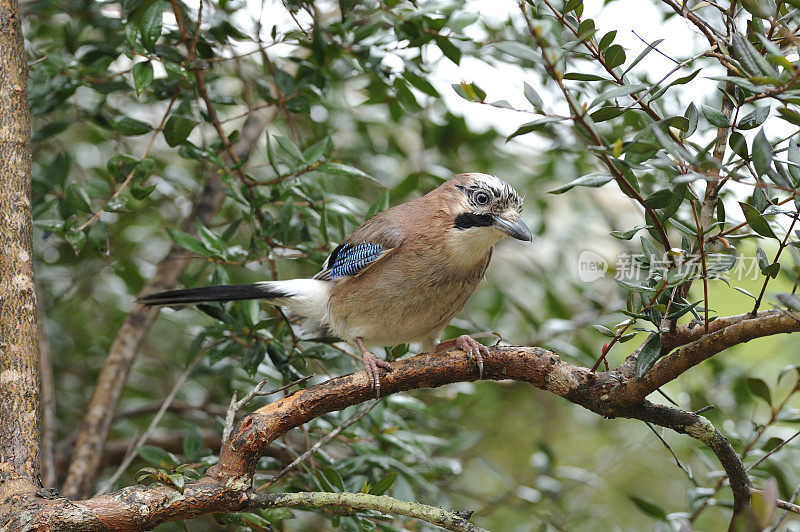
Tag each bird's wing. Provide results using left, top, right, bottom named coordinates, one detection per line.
left=315, top=210, right=403, bottom=281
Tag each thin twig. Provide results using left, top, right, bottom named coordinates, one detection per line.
left=94, top=351, right=204, bottom=496
left=644, top=421, right=693, bottom=479
left=258, top=399, right=381, bottom=490
left=222, top=375, right=314, bottom=446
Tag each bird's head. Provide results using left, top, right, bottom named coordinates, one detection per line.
left=447, top=173, right=532, bottom=245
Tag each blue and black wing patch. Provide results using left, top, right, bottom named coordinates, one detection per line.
left=315, top=242, right=387, bottom=280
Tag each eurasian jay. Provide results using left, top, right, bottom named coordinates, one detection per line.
left=141, top=173, right=532, bottom=394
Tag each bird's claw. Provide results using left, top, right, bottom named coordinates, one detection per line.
left=455, top=334, right=488, bottom=379
left=362, top=350, right=392, bottom=397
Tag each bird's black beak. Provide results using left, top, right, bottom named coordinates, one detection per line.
left=493, top=215, right=533, bottom=242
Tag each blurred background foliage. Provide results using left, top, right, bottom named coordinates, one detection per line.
left=24, top=0, right=800, bottom=529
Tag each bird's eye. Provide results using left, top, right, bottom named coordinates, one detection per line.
left=473, top=191, right=491, bottom=206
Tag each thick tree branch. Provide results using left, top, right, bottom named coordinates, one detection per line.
left=616, top=310, right=800, bottom=403
left=0, top=0, right=39, bottom=501
left=61, top=107, right=277, bottom=499
left=8, top=337, right=773, bottom=529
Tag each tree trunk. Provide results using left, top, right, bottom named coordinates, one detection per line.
left=0, top=0, right=39, bottom=502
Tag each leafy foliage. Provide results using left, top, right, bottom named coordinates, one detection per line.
left=26, top=0, right=800, bottom=530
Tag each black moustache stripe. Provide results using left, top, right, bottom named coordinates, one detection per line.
left=454, top=213, right=494, bottom=230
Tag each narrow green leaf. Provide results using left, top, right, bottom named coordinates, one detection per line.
left=506, top=117, right=560, bottom=141
left=493, top=41, right=540, bottom=62
left=369, top=471, right=399, bottom=495
left=403, top=72, right=439, bottom=97
left=548, top=173, right=613, bottom=194
left=167, top=228, right=210, bottom=256
left=563, top=72, right=608, bottom=81
left=622, top=38, right=664, bottom=76
left=610, top=225, right=652, bottom=240
left=523, top=82, right=543, bottom=110
left=110, top=116, right=152, bottom=136
left=436, top=35, right=462, bottom=64
left=777, top=293, right=800, bottom=311
left=635, top=334, right=662, bottom=377
left=628, top=494, right=668, bottom=520
left=681, top=103, right=698, bottom=138
left=740, top=202, right=778, bottom=239
left=752, top=128, right=773, bottom=177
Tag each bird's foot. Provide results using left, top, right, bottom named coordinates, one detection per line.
left=362, top=349, right=393, bottom=397
left=454, top=334, right=488, bottom=379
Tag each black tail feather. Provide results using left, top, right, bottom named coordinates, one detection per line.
left=138, top=283, right=288, bottom=307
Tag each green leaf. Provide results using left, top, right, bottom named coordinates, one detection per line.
left=110, top=116, right=152, bottom=136
left=182, top=425, right=202, bottom=460
left=167, top=228, right=210, bottom=256
left=65, top=183, right=92, bottom=213
left=65, top=228, right=86, bottom=255
left=752, top=128, right=773, bottom=176
left=622, top=38, right=664, bottom=76
left=137, top=445, right=175, bottom=467
left=167, top=473, right=185, bottom=493
left=642, top=189, right=674, bottom=209
left=133, top=61, right=154, bottom=96
left=681, top=103, right=698, bottom=138
left=139, top=0, right=164, bottom=50
left=321, top=467, right=345, bottom=492
left=635, top=334, right=662, bottom=378
left=729, top=131, right=749, bottom=160
left=756, top=247, right=770, bottom=270
left=506, top=117, right=560, bottom=141
left=762, top=262, right=780, bottom=278
left=702, top=104, right=729, bottom=128
left=163, top=115, right=199, bottom=147
left=628, top=494, right=668, bottom=520
left=563, top=72, right=608, bottom=81
left=598, top=30, right=616, bottom=51
left=776, top=293, right=800, bottom=311
left=493, top=41, right=540, bottom=62
left=776, top=107, right=800, bottom=127
left=746, top=377, right=772, bottom=405
left=737, top=106, right=769, bottom=130
left=365, top=189, right=389, bottom=219
left=603, top=44, right=626, bottom=69
left=548, top=173, right=613, bottom=194
left=739, top=202, right=778, bottom=239
left=319, top=162, right=377, bottom=182
left=610, top=225, right=652, bottom=240
left=523, top=82, right=543, bottom=110
left=369, top=471, right=399, bottom=495
left=435, top=35, right=461, bottom=64
left=403, top=71, right=439, bottom=98
left=590, top=84, right=646, bottom=109
left=788, top=139, right=800, bottom=183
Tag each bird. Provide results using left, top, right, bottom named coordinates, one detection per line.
left=140, top=173, right=532, bottom=395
